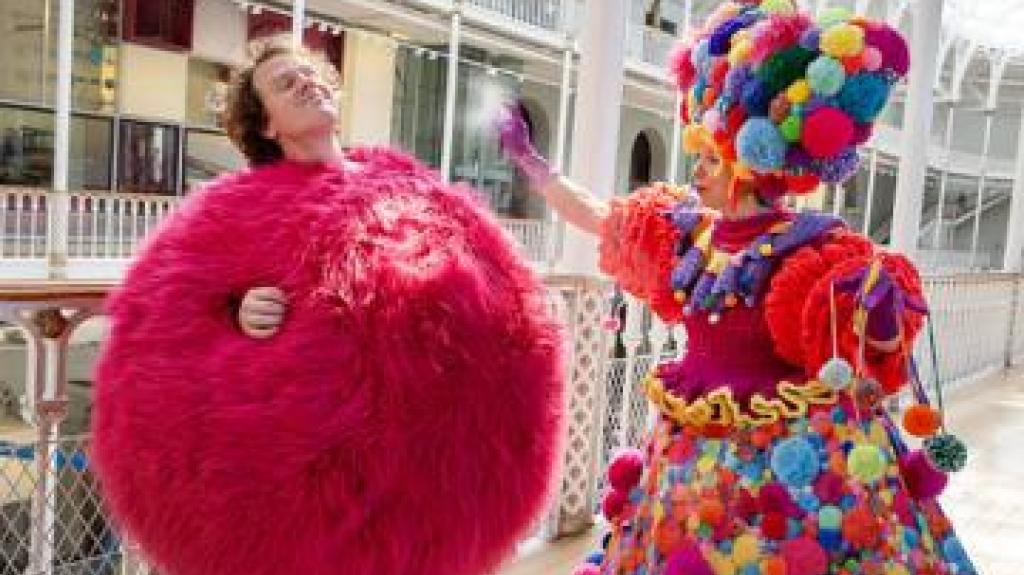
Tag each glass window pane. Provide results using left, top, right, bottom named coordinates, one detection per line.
left=0, top=0, right=50, bottom=105
left=0, top=104, right=109, bottom=190
left=118, top=120, right=179, bottom=195
left=69, top=115, right=112, bottom=190
left=0, top=0, right=119, bottom=112
left=184, top=130, right=245, bottom=192
left=187, top=60, right=230, bottom=128
left=0, top=105, right=54, bottom=187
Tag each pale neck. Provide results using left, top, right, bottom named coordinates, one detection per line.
left=279, top=133, right=346, bottom=165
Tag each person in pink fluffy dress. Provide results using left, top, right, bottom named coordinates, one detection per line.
left=91, top=37, right=564, bottom=575
left=498, top=1, right=977, bottom=574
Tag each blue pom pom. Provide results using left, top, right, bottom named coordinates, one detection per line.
left=736, top=118, right=788, bottom=171
left=838, top=73, right=892, bottom=122
left=586, top=551, right=605, bottom=565
left=800, top=28, right=821, bottom=51
left=708, top=18, right=749, bottom=56
left=740, top=78, right=773, bottom=115
left=818, top=528, right=843, bottom=551
left=770, top=436, right=821, bottom=487
left=812, top=148, right=860, bottom=183
left=725, top=65, right=754, bottom=100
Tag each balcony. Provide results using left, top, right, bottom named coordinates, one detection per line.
left=0, top=187, right=558, bottom=278
left=464, top=0, right=565, bottom=31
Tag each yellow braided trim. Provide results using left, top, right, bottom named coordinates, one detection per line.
left=643, top=375, right=839, bottom=429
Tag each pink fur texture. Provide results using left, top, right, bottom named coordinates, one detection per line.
left=92, top=148, right=564, bottom=575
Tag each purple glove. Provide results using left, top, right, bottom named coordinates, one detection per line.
left=497, top=104, right=556, bottom=189
left=835, top=263, right=928, bottom=342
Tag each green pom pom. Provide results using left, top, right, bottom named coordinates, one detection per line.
left=780, top=116, right=802, bottom=142
left=847, top=443, right=887, bottom=484
left=819, top=6, right=853, bottom=27
left=818, top=505, right=842, bottom=529
left=924, top=433, right=968, bottom=473
left=761, top=0, right=797, bottom=14
left=807, top=56, right=846, bottom=97
left=757, top=46, right=816, bottom=94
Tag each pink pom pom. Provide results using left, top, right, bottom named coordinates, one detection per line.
left=607, top=448, right=645, bottom=491
left=802, top=107, right=854, bottom=159
left=862, top=46, right=883, bottom=71
left=863, top=22, right=910, bottom=77
left=899, top=449, right=948, bottom=501
left=748, top=14, right=813, bottom=65
left=570, top=565, right=601, bottom=575
left=602, top=489, right=629, bottom=521
left=670, top=46, right=697, bottom=90
left=664, top=543, right=714, bottom=575
left=852, top=122, right=874, bottom=145
left=703, top=108, right=724, bottom=134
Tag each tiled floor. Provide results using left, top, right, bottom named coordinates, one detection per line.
left=499, top=370, right=1024, bottom=575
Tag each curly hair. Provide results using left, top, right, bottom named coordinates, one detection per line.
left=222, top=36, right=340, bottom=166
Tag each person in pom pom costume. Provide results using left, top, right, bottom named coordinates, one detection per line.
left=497, top=1, right=977, bottom=573
left=91, top=36, right=564, bottom=575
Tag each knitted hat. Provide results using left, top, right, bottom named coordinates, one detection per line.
left=671, top=0, right=909, bottom=201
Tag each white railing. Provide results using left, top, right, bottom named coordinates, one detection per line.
left=463, top=0, right=564, bottom=30
left=643, top=27, right=677, bottom=68
left=499, top=218, right=561, bottom=265
left=1, top=187, right=177, bottom=263
left=916, top=249, right=997, bottom=273
left=1, top=187, right=48, bottom=259
left=1, top=187, right=560, bottom=272
left=627, top=24, right=678, bottom=69
left=66, top=193, right=176, bottom=260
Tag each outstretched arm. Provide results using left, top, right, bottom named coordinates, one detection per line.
left=497, top=105, right=607, bottom=235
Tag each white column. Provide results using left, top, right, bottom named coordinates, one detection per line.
left=969, top=111, right=994, bottom=268
left=969, top=55, right=1009, bottom=268
left=291, top=0, right=305, bottom=49
left=668, top=92, right=683, bottom=184
left=440, top=9, right=462, bottom=182
left=559, top=0, right=629, bottom=274
left=1005, top=107, right=1024, bottom=272
left=548, top=46, right=574, bottom=269
left=934, top=104, right=956, bottom=248
left=863, top=149, right=879, bottom=236
left=554, top=47, right=573, bottom=174
left=890, top=0, right=945, bottom=257
left=832, top=184, right=846, bottom=217
left=46, top=0, right=74, bottom=280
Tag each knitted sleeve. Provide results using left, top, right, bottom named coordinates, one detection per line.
left=598, top=183, right=697, bottom=323
left=764, top=229, right=926, bottom=394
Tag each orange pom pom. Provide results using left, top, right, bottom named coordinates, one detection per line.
left=903, top=404, right=942, bottom=437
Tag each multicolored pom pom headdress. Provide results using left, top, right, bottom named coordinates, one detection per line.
left=671, top=0, right=909, bottom=202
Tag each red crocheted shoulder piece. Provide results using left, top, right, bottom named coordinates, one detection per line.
left=599, top=183, right=695, bottom=323
left=765, top=229, right=925, bottom=393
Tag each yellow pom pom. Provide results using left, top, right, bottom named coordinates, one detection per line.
left=729, top=38, right=753, bottom=66
left=786, top=79, right=811, bottom=104
left=820, top=23, right=865, bottom=59
left=758, top=244, right=774, bottom=257
left=682, top=123, right=708, bottom=153
left=674, top=291, right=687, bottom=303
left=732, top=534, right=761, bottom=565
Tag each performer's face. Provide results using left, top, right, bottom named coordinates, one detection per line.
left=253, top=53, right=338, bottom=145
left=691, top=146, right=731, bottom=211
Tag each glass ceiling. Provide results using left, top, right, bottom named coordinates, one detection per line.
left=945, top=0, right=1024, bottom=55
